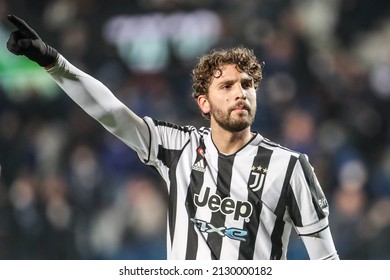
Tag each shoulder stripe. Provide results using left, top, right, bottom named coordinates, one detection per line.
left=298, top=154, right=327, bottom=220
left=198, top=127, right=211, bottom=137
left=152, top=119, right=196, bottom=133
left=261, top=138, right=300, bottom=157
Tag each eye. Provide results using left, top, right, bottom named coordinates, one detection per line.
left=221, top=83, right=232, bottom=90
left=242, top=80, right=253, bottom=89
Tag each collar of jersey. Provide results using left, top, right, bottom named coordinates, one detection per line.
left=204, top=131, right=264, bottom=158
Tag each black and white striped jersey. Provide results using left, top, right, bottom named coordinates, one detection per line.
left=142, top=117, right=330, bottom=260
left=48, top=55, right=336, bottom=260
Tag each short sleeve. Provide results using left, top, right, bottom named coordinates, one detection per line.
left=288, top=154, right=329, bottom=235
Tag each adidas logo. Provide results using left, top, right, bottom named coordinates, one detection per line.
left=192, top=159, right=206, bottom=172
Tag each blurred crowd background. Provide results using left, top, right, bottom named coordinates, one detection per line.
left=0, top=0, right=389, bottom=260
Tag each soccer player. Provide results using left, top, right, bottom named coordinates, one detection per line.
left=6, top=15, right=339, bottom=260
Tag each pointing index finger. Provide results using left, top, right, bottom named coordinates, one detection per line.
left=7, top=14, right=39, bottom=38
left=8, top=15, right=29, bottom=31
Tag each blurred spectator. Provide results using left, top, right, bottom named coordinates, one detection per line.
left=370, top=146, right=390, bottom=197
left=330, top=159, right=368, bottom=260
left=40, top=175, right=78, bottom=259
left=89, top=176, right=166, bottom=259
left=7, top=172, right=44, bottom=259
left=354, top=198, right=390, bottom=259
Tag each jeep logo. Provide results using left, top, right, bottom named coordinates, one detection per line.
left=194, top=187, right=253, bottom=222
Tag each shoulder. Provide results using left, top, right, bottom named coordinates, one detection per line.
left=258, top=137, right=318, bottom=178
left=145, top=117, right=198, bottom=133
left=259, top=136, right=302, bottom=158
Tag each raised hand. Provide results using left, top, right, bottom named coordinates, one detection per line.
left=6, top=14, right=58, bottom=67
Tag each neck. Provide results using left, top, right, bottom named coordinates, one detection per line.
left=210, top=125, right=253, bottom=155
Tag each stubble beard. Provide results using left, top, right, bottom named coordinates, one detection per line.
left=210, top=102, right=256, bottom=133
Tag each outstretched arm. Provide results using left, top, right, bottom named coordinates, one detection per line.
left=6, top=15, right=150, bottom=160
left=47, top=55, right=150, bottom=159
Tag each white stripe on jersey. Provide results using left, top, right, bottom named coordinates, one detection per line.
left=142, top=117, right=330, bottom=260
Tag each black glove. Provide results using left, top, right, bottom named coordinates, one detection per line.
left=6, top=14, right=58, bottom=67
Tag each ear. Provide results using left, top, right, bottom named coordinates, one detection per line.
left=197, top=95, right=210, bottom=116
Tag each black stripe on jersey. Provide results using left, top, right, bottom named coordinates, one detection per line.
left=207, top=155, right=235, bottom=260
left=199, top=127, right=211, bottom=136
left=152, top=119, right=194, bottom=133
left=270, top=155, right=298, bottom=260
left=287, top=182, right=302, bottom=227
left=298, top=154, right=327, bottom=220
left=299, top=225, right=329, bottom=236
left=239, top=146, right=273, bottom=259
left=261, top=138, right=296, bottom=153
left=185, top=139, right=207, bottom=259
left=142, top=118, right=153, bottom=163
left=157, top=143, right=190, bottom=247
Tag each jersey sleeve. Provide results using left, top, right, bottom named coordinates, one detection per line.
left=288, top=154, right=339, bottom=259
left=288, top=154, right=329, bottom=235
left=142, top=117, right=195, bottom=168
left=46, top=55, right=150, bottom=160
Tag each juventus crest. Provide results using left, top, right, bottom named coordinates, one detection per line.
left=248, top=165, right=268, bottom=192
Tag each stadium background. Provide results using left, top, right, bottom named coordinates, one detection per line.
left=0, top=0, right=389, bottom=260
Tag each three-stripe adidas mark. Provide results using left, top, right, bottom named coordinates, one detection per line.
left=192, top=159, right=205, bottom=172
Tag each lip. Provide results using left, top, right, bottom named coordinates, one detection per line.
left=231, top=103, right=250, bottom=113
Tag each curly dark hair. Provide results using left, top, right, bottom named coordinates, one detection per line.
left=191, top=46, right=264, bottom=102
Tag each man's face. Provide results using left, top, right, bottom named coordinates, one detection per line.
left=199, top=64, right=257, bottom=132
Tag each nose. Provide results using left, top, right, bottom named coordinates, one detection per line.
left=235, top=85, right=247, bottom=100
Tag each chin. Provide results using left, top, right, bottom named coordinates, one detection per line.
left=227, top=120, right=252, bottom=132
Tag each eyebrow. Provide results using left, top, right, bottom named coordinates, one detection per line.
left=216, top=76, right=253, bottom=87
left=241, top=76, right=254, bottom=84
left=217, top=75, right=253, bottom=85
